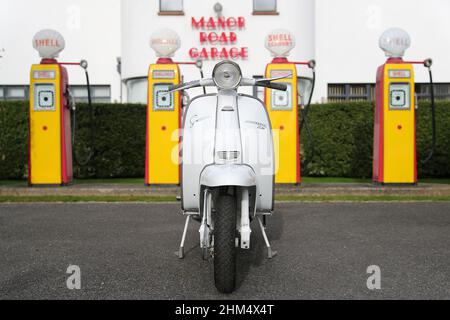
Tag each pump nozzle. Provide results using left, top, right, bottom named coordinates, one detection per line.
left=80, top=59, right=88, bottom=70
left=195, top=59, right=206, bottom=94
left=195, top=59, right=203, bottom=70
left=421, top=59, right=436, bottom=165
left=424, top=58, right=433, bottom=68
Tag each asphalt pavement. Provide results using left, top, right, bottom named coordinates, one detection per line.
left=0, top=202, right=449, bottom=299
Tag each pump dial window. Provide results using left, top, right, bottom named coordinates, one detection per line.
left=153, top=84, right=174, bottom=111
left=39, top=91, right=54, bottom=107
left=271, top=83, right=292, bottom=111
left=389, top=83, right=410, bottom=110
left=34, top=84, right=56, bottom=111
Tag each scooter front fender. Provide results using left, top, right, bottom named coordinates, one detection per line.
left=200, top=164, right=256, bottom=187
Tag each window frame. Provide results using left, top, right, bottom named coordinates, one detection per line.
left=252, top=0, right=279, bottom=15
left=69, top=84, right=111, bottom=103
left=327, top=82, right=450, bottom=102
left=0, top=85, right=29, bottom=101
left=159, top=0, right=184, bottom=16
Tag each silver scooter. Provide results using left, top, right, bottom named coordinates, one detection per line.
left=171, top=60, right=287, bottom=293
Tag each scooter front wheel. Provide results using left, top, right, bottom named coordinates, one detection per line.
left=213, top=194, right=237, bottom=293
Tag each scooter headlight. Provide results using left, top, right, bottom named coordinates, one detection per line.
left=212, top=61, right=242, bottom=90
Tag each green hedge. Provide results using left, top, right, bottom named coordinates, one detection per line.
left=0, top=101, right=146, bottom=180
left=0, top=100, right=449, bottom=180
left=301, top=101, right=450, bottom=178
left=0, top=101, right=29, bottom=179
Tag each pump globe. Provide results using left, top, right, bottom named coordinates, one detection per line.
left=150, top=28, right=181, bottom=58
left=32, top=29, right=65, bottom=59
left=265, top=29, right=296, bottom=57
left=379, top=27, right=411, bottom=58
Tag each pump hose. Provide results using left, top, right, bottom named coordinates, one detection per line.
left=72, top=70, right=95, bottom=170
left=421, top=67, right=436, bottom=165
left=299, top=70, right=316, bottom=169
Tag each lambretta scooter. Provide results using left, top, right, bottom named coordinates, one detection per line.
left=170, top=60, right=287, bottom=293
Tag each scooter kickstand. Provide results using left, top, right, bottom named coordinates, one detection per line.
left=175, top=215, right=191, bottom=259
left=257, top=216, right=277, bottom=259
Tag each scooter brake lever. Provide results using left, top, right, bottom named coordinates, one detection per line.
left=166, top=81, right=200, bottom=93
left=256, top=74, right=293, bottom=82
left=166, top=79, right=215, bottom=94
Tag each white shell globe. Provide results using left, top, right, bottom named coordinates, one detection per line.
left=32, top=29, right=65, bottom=59
left=265, top=29, right=296, bottom=57
left=150, top=28, right=181, bottom=58
left=379, top=27, right=411, bottom=58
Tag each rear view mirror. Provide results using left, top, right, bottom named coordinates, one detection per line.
left=297, top=77, right=314, bottom=107
left=182, top=91, right=190, bottom=107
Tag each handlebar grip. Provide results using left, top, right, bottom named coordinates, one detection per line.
left=268, top=82, right=288, bottom=91
left=169, top=83, right=185, bottom=91
left=256, top=80, right=288, bottom=91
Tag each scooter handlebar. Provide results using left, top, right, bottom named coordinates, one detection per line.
left=254, top=80, right=288, bottom=91
left=168, top=79, right=215, bottom=93
left=169, top=78, right=287, bottom=92
left=240, top=77, right=288, bottom=91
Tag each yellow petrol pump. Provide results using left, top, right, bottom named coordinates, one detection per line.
left=146, top=28, right=203, bottom=185
left=373, top=28, right=435, bottom=184
left=264, top=29, right=315, bottom=184
left=29, top=29, right=92, bottom=186
left=146, top=60, right=181, bottom=185
left=29, top=29, right=73, bottom=186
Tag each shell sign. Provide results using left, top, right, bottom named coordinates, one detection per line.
left=32, top=29, right=65, bottom=59
left=150, top=28, right=181, bottom=58
left=265, top=29, right=296, bottom=57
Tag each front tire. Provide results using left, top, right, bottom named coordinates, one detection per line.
left=213, top=194, right=237, bottom=293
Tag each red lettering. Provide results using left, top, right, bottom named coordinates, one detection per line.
left=206, top=17, right=216, bottom=29
left=200, top=48, right=209, bottom=59
left=191, top=17, right=205, bottom=29
left=35, top=39, right=59, bottom=47
left=208, top=32, right=218, bottom=44
left=191, top=17, right=245, bottom=30
left=189, top=47, right=248, bottom=60
left=226, top=17, right=236, bottom=29
left=237, top=17, right=245, bottom=29
left=199, top=32, right=207, bottom=44
left=218, top=32, right=227, bottom=43
left=241, top=47, right=248, bottom=59
left=229, top=47, right=240, bottom=59
left=230, top=32, right=237, bottom=44
left=219, top=48, right=229, bottom=59
left=189, top=48, right=199, bottom=58
left=211, top=47, right=219, bottom=59
left=217, top=17, right=226, bottom=29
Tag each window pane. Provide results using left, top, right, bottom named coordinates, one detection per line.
left=72, top=87, right=88, bottom=98
left=70, top=85, right=111, bottom=102
left=93, top=86, right=110, bottom=98
left=0, top=87, right=3, bottom=98
left=8, top=87, right=26, bottom=98
left=126, top=78, right=148, bottom=104
left=160, top=0, right=183, bottom=12
left=297, top=77, right=313, bottom=105
left=254, top=0, right=276, bottom=12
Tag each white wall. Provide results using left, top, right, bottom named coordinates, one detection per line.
left=1, top=0, right=449, bottom=103
left=0, top=0, right=122, bottom=102
left=121, top=0, right=315, bottom=99
left=315, top=0, right=450, bottom=102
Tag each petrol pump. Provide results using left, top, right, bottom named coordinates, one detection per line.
left=373, top=28, right=435, bottom=185
left=29, top=29, right=91, bottom=186
left=264, top=29, right=315, bottom=184
left=145, top=28, right=203, bottom=185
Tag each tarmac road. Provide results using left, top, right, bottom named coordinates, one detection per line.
left=0, top=202, right=449, bottom=299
